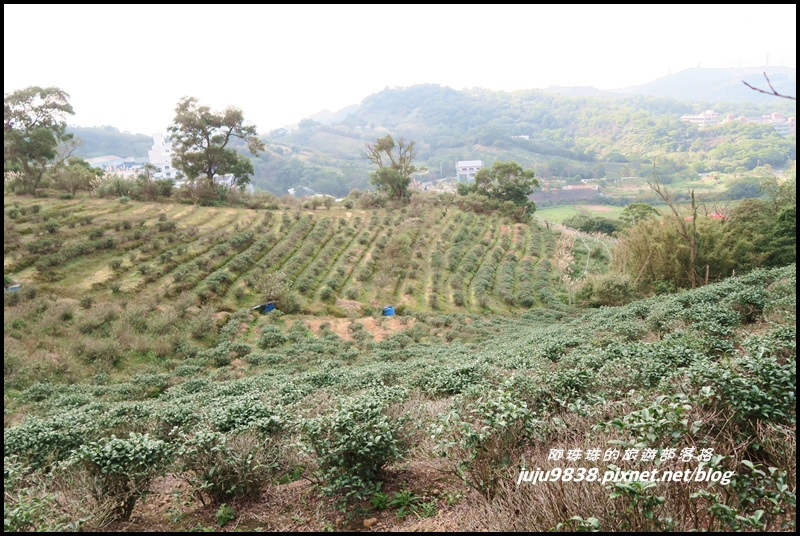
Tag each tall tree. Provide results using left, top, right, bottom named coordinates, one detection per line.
left=458, top=161, right=538, bottom=220
left=474, top=161, right=538, bottom=206
left=4, top=86, right=75, bottom=194
left=619, top=202, right=660, bottom=226
left=167, top=96, right=265, bottom=191
left=362, top=134, right=418, bottom=201
left=52, top=156, right=103, bottom=196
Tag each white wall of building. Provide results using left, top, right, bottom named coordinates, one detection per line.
left=148, top=133, right=176, bottom=179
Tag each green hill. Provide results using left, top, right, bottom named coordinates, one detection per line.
left=69, top=84, right=796, bottom=200
left=258, top=84, right=795, bottom=197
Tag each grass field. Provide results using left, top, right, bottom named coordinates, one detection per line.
left=535, top=204, right=626, bottom=223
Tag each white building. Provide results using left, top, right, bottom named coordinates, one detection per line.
left=720, top=112, right=796, bottom=137
left=455, top=160, right=484, bottom=183
left=679, top=110, right=719, bottom=129
left=148, top=133, right=177, bottom=179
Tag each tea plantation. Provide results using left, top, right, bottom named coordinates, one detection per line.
left=3, top=197, right=795, bottom=532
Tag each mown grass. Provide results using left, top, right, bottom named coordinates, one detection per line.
left=535, top=204, right=627, bottom=223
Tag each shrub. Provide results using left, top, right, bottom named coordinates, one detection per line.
left=188, top=309, right=216, bottom=339
left=689, top=350, right=796, bottom=427
left=319, top=285, right=335, bottom=302
left=432, top=382, right=541, bottom=499
left=175, top=430, right=281, bottom=506
left=5, top=292, right=21, bottom=307
left=575, top=272, right=635, bottom=307
left=259, top=325, right=287, bottom=349
left=156, top=220, right=176, bottom=232
left=73, top=338, right=122, bottom=368
left=417, top=363, right=489, bottom=396
left=302, top=388, right=407, bottom=504
left=73, top=432, right=172, bottom=520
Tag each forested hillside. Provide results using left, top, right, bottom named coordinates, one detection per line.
left=69, top=78, right=796, bottom=198
left=252, top=84, right=797, bottom=196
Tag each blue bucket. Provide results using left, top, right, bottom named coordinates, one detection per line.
left=383, top=305, right=395, bottom=316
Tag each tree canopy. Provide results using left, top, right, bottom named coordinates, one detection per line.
left=619, top=202, right=660, bottom=226
left=457, top=161, right=538, bottom=220
left=52, top=156, right=103, bottom=196
left=4, top=86, right=75, bottom=194
left=167, top=96, right=265, bottom=192
left=362, top=134, right=418, bottom=201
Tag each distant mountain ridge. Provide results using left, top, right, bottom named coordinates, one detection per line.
left=613, top=66, right=796, bottom=104
left=304, top=66, right=795, bottom=128
left=69, top=66, right=796, bottom=198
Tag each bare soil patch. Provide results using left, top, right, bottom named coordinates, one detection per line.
left=115, top=460, right=468, bottom=532
left=305, top=315, right=415, bottom=342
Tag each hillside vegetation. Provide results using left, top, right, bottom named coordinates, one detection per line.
left=4, top=195, right=612, bottom=388
left=69, top=82, right=796, bottom=199
left=3, top=196, right=795, bottom=532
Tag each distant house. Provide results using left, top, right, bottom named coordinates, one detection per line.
left=562, top=184, right=599, bottom=191
left=455, top=160, right=483, bottom=183
left=679, top=110, right=719, bottom=128
left=287, top=186, right=316, bottom=197
left=720, top=112, right=796, bottom=136
left=85, top=155, right=131, bottom=170
left=148, top=133, right=177, bottom=179
left=680, top=110, right=795, bottom=136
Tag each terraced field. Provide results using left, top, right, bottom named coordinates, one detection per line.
left=3, top=194, right=618, bottom=397
left=4, top=197, right=612, bottom=316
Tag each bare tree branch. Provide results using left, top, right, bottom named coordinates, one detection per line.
left=647, top=165, right=700, bottom=288
left=742, top=72, right=796, bottom=101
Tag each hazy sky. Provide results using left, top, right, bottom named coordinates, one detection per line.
left=5, top=4, right=796, bottom=136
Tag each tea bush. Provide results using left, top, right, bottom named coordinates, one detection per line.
left=175, top=430, right=282, bottom=506
left=433, top=381, right=542, bottom=499
left=71, top=432, right=172, bottom=520
left=302, top=387, right=408, bottom=504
